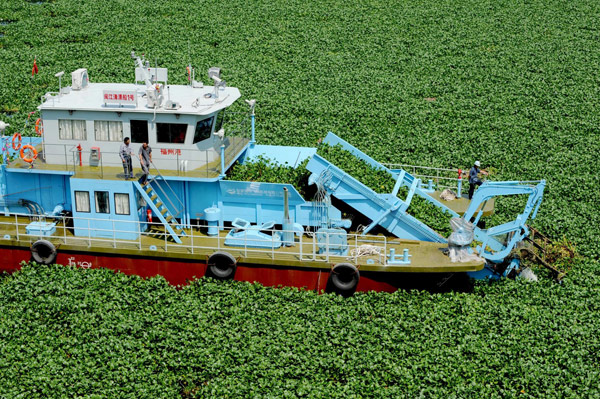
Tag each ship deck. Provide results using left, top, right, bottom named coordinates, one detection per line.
left=0, top=215, right=484, bottom=273
left=426, top=190, right=495, bottom=216
left=6, top=137, right=249, bottom=180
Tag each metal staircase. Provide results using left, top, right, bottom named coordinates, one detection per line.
left=133, top=179, right=186, bottom=244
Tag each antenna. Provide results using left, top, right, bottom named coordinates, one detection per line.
left=55, top=71, right=65, bottom=96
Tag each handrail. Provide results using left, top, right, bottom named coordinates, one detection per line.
left=2, top=211, right=401, bottom=266
left=147, top=161, right=184, bottom=218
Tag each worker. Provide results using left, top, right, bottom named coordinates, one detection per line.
left=138, top=141, right=152, bottom=184
left=468, top=160, right=488, bottom=200
left=119, top=137, right=134, bottom=179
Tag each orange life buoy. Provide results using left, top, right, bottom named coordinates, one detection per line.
left=12, top=132, right=22, bottom=151
left=35, top=118, right=43, bottom=136
left=20, top=144, right=38, bottom=163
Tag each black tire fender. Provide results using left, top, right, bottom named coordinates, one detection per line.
left=31, top=239, right=57, bottom=265
left=329, top=262, right=360, bottom=293
left=207, top=251, right=237, bottom=279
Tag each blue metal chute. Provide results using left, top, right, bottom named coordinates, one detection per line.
left=306, top=153, right=446, bottom=243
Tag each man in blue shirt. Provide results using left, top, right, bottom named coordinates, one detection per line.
left=468, top=160, right=488, bottom=200
left=138, top=142, right=152, bottom=184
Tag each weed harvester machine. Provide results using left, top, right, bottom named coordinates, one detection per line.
left=305, top=132, right=551, bottom=283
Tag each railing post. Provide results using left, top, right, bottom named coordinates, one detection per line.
left=326, top=231, right=329, bottom=263
left=312, top=231, right=316, bottom=261
left=63, top=216, right=67, bottom=244
left=220, top=145, right=226, bottom=178
left=63, top=145, right=68, bottom=172
left=190, top=227, right=194, bottom=254
left=138, top=222, right=142, bottom=250
left=15, top=214, right=19, bottom=241
left=250, top=112, right=256, bottom=147
left=87, top=219, right=91, bottom=247
left=384, top=237, right=387, bottom=266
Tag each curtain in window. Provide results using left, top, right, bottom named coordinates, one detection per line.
left=72, top=120, right=87, bottom=140
left=59, top=120, right=87, bottom=140
left=114, top=193, right=130, bottom=215
left=95, top=121, right=123, bottom=141
left=59, top=119, right=73, bottom=140
left=95, top=121, right=109, bottom=141
left=75, top=191, right=90, bottom=212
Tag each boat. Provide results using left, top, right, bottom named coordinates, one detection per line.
left=0, top=52, right=547, bottom=294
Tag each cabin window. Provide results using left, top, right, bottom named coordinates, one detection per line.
left=130, top=120, right=149, bottom=143
left=74, top=191, right=90, bottom=213
left=59, top=119, right=87, bottom=140
left=215, top=110, right=225, bottom=132
left=94, top=191, right=110, bottom=214
left=157, top=123, right=187, bottom=144
left=94, top=121, right=123, bottom=142
left=114, top=193, right=130, bottom=215
left=193, top=118, right=213, bottom=144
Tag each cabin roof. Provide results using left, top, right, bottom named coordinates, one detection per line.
left=39, top=82, right=241, bottom=116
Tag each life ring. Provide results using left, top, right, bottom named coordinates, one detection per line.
left=12, top=132, right=22, bottom=151
left=31, top=239, right=57, bottom=265
left=35, top=118, right=43, bottom=136
left=20, top=144, right=38, bottom=163
left=329, top=263, right=360, bottom=294
left=207, top=251, right=237, bottom=279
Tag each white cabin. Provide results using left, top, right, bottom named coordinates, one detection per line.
left=38, top=57, right=242, bottom=172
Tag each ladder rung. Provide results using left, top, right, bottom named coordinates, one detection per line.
left=145, top=187, right=153, bottom=194
left=161, top=208, right=168, bottom=215
left=165, top=215, right=173, bottom=222
left=150, top=194, right=158, bottom=201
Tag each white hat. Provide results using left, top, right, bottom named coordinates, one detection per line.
left=474, top=161, right=481, bottom=167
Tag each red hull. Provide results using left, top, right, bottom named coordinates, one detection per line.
left=0, top=246, right=406, bottom=293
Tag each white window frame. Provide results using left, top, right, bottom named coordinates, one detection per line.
left=94, top=191, right=110, bottom=214
left=59, top=119, right=87, bottom=140
left=94, top=120, right=124, bottom=142
left=74, top=191, right=90, bottom=213
left=114, top=193, right=130, bottom=215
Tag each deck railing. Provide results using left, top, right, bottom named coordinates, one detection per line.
left=7, top=136, right=249, bottom=178
left=384, top=163, right=465, bottom=193
left=3, top=212, right=398, bottom=266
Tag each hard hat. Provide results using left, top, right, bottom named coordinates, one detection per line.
left=474, top=161, right=481, bottom=167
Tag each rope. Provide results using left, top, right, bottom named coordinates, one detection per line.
left=348, top=244, right=384, bottom=262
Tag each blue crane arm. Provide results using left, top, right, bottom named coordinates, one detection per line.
left=463, top=180, right=546, bottom=262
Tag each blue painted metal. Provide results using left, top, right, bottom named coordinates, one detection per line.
left=70, top=178, right=138, bottom=240
left=204, top=207, right=221, bottom=236
left=503, top=258, right=521, bottom=277
left=133, top=181, right=185, bottom=244
left=250, top=113, right=256, bottom=147
left=224, top=218, right=282, bottom=248
left=388, top=248, right=411, bottom=265
left=26, top=221, right=57, bottom=236
left=306, top=153, right=446, bottom=243
left=243, top=144, right=316, bottom=167
left=216, top=180, right=343, bottom=228
left=463, top=180, right=546, bottom=262
left=220, top=144, right=226, bottom=178
left=315, top=227, right=348, bottom=256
